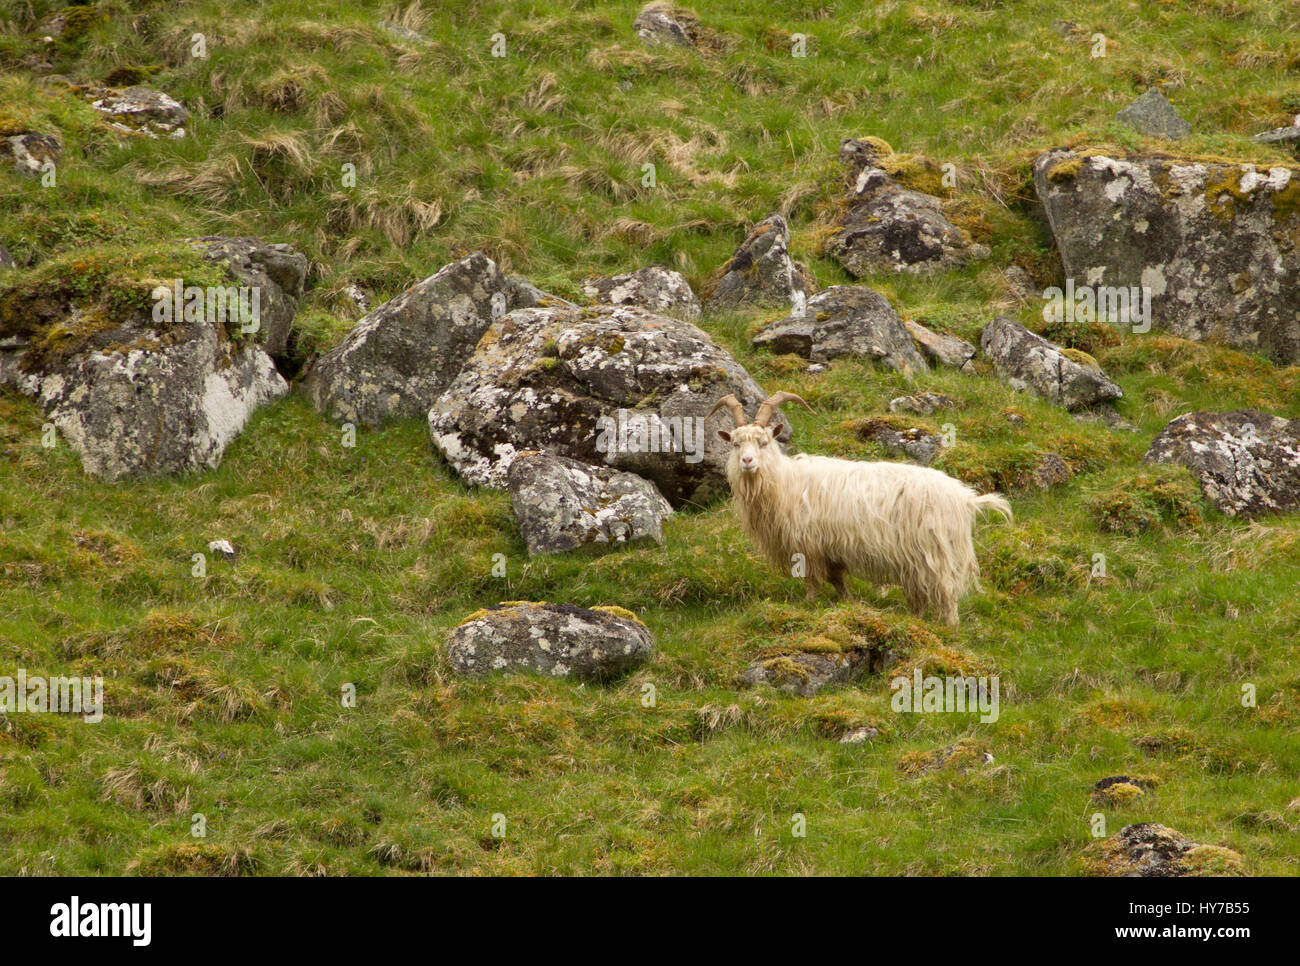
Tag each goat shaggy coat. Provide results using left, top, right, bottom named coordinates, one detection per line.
left=718, top=406, right=1011, bottom=626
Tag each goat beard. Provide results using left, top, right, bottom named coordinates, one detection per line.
left=728, top=456, right=806, bottom=573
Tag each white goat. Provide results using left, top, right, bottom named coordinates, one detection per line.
left=708, top=392, right=1012, bottom=626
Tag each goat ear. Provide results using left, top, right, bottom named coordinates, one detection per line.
left=773, top=420, right=792, bottom=443
left=717, top=430, right=731, bottom=442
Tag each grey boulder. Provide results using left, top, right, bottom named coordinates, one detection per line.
left=1144, top=410, right=1300, bottom=517
left=507, top=451, right=672, bottom=555
left=446, top=602, right=654, bottom=681
left=704, top=213, right=815, bottom=314
left=904, top=319, right=977, bottom=371
left=428, top=303, right=782, bottom=506
left=1116, top=88, right=1191, bottom=140
left=86, top=85, right=189, bottom=138
left=303, top=253, right=551, bottom=427
left=1034, top=148, right=1300, bottom=364
left=981, top=316, right=1122, bottom=410
left=753, top=285, right=927, bottom=374
left=633, top=2, right=696, bottom=47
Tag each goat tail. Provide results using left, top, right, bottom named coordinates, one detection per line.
left=972, top=492, right=1013, bottom=523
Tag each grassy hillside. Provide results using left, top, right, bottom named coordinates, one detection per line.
left=2, top=0, right=1299, bottom=875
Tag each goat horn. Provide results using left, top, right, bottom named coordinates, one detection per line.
left=755, top=391, right=815, bottom=427
left=706, top=394, right=748, bottom=426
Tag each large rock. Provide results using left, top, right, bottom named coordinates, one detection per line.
left=980, top=316, right=1122, bottom=410
left=193, top=237, right=307, bottom=360
left=582, top=266, right=700, bottom=320
left=83, top=85, right=189, bottom=138
left=633, top=2, right=696, bottom=48
left=0, top=311, right=286, bottom=482
left=1034, top=149, right=1300, bottom=364
left=1084, top=823, right=1244, bottom=877
left=753, top=285, right=927, bottom=374
left=506, top=451, right=672, bottom=555
left=303, top=253, right=548, bottom=427
left=1144, top=410, right=1300, bottom=517
left=703, top=214, right=815, bottom=314
left=1116, top=88, right=1191, bottom=140
left=428, top=303, right=783, bottom=506
left=826, top=138, right=987, bottom=276
left=446, top=602, right=654, bottom=681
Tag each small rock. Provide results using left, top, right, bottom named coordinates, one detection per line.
left=889, top=391, right=954, bottom=416
left=904, top=319, right=977, bottom=371
left=1253, top=116, right=1300, bottom=145
left=1033, top=453, right=1072, bottom=489
left=633, top=2, right=696, bottom=48
left=1091, top=776, right=1149, bottom=807
left=739, top=650, right=874, bottom=698
left=506, top=451, right=672, bottom=555
left=0, top=243, right=14, bottom=270
left=3, top=132, right=62, bottom=176
left=85, top=85, right=190, bottom=138
left=446, top=602, right=654, bottom=681
left=1116, top=88, right=1191, bottom=140
left=207, top=539, right=237, bottom=562
left=839, top=726, right=880, bottom=745
left=855, top=419, right=945, bottom=466
left=1003, top=265, right=1039, bottom=300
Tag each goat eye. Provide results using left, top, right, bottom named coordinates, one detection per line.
left=759, top=438, right=768, bottom=447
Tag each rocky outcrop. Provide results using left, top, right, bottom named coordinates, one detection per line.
left=1034, top=148, right=1300, bottom=364
left=752, top=285, right=927, bottom=374
left=428, top=303, right=781, bottom=506
left=1144, top=410, right=1300, bottom=517
left=446, top=602, right=654, bottom=681
left=904, top=319, right=977, bottom=371
left=582, top=266, right=700, bottom=320
left=980, top=316, right=1122, bottom=410
left=1116, top=88, right=1191, bottom=140
left=704, top=214, right=814, bottom=314
left=1084, top=823, right=1245, bottom=877
left=303, top=253, right=550, bottom=428
left=506, top=451, right=672, bottom=555
left=193, top=237, right=307, bottom=360
left=825, top=138, right=988, bottom=276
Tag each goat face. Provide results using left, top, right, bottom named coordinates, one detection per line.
left=719, top=423, right=777, bottom=476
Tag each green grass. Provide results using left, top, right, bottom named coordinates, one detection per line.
left=3, top=0, right=1300, bottom=875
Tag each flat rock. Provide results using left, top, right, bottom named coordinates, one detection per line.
left=446, top=602, right=654, bottom=681
left=753, top=285, right=926, bottom=374
left=1034, top=148, right=1300, bottom=364
left=889, top=391, right=954, bottom=416
left=428, top=303, right=782, bottom=506
left=1144, top=410, right=1300, bottom=517
left=980, top=316, right=1122, bottom=410
left=904, top=319, right=977, bottom=371
left=704, top=213, right=815, bottom=314
left=739, top=650, right=876, bottom=698
left=1116, top=88, right=1191, bottom=140
left=582, top=266, right=700, bottom=320
left=507, top=451, right=672, bottom=555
